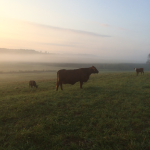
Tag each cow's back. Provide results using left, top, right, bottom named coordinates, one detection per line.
left=135, top=68, right=144, bottom=72
left=134, top=68, right=144, bottom=76
left=29, top=80, right=33, bottom=86
left=58, top=69, right=82, bottom=84
left=29, top=80, right=37, bottom=87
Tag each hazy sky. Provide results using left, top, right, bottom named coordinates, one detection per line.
left=0, top=0, right=150, bottom=63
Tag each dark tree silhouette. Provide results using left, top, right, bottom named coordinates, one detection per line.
left=146, top=54, right=150, bottom=64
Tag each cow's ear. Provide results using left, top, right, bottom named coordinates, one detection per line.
left=92, top=67, right=96, bottom=71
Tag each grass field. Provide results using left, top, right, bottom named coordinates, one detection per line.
left=0, top=71, right=150, bottom=150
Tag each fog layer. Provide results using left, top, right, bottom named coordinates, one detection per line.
left=0, top=53, right=147, bottom=63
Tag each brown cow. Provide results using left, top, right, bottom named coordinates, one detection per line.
left=29, top=80, right=38, bottom=88
left=134, top=68, right=144, bottom=76
left=56, top=66, right=99, bottom=91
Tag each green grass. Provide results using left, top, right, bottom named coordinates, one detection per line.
left=0, top=72, right=150, bottom=150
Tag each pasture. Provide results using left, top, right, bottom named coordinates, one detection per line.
left=0, top=71, right=150, bottom=150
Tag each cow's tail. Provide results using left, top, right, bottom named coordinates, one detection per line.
left=57, top=71, right=59, bottom=83
left=56, top=71, right=59, bottom=90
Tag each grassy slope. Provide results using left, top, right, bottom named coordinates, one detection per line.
left=0, top=72, right=150, bottom=150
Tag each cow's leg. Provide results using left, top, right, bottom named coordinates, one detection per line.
left=60, top=82, right=63, bottom=90
left=56, top=82, right=59, bottom=91
left=80, top=81, right=83, bottom=89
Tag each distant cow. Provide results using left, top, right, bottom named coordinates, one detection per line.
left=29, top=80, right=38, bottom=88
left=134, top=68, right=144, bottom=76
left=56, top=66, right=99, bottom=91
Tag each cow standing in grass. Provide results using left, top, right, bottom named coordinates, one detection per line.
left=29, top=80, right=38, bottom=88
left=56, top=66, right=99, bottom=91
left=134, top=68, right=144, bottom=76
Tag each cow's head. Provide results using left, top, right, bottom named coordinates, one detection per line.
left=134, top=68, right=136, bottom=71
left=90, top=66, right=99, bottom=73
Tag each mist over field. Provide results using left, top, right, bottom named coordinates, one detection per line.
left=0, top=49, right=150, bottom=74
left=0, top=48, right=147, bottom=63
left=0, top=53, right=100, bottom=63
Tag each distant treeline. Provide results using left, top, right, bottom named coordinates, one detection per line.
left=0, top=48, right=53, bottom=54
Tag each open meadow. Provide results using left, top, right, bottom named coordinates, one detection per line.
left=0, top=70, right=150, bottom=150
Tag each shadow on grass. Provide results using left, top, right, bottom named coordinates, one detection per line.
left=142, top=85, right=150, bottom=89
left=84, top=86, right=101, bottom=92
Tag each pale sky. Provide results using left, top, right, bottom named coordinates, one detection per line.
left=0, top=0, right=150, bottom=63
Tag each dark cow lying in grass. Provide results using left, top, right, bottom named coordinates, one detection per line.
left=29, top=80, right=38, bottom=88
left=56, top=66, right=99, bottom=91
left=134, top=68, right=144, bottom=76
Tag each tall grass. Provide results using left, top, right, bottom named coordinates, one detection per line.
left=0, top=72, right=150, bottom=150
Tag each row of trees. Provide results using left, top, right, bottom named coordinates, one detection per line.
left=146, top=54, right=150, bottom=64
